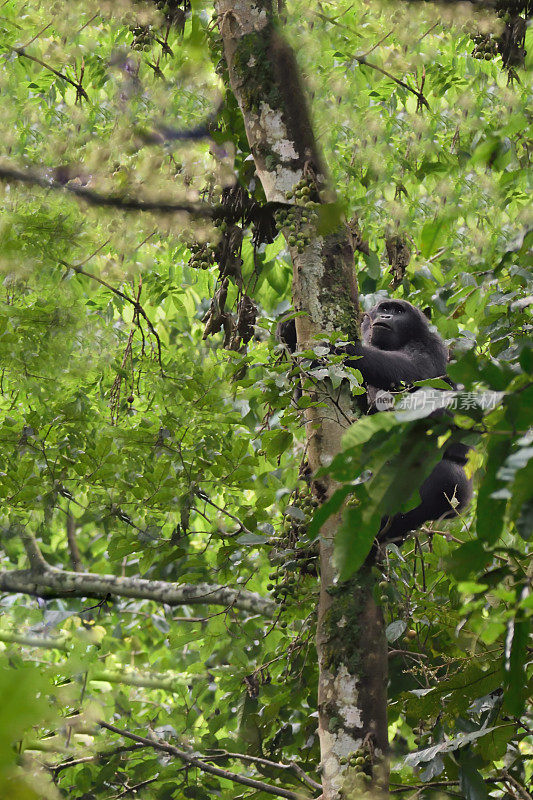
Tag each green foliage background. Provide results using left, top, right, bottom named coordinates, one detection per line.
left=0, top=0, right=530, bottom=798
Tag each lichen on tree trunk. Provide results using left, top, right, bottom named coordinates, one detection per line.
left=216, top=2, right=389, bottom=796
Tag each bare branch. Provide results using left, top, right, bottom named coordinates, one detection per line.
left=0, top=567, right=275, bottom=616
left=312, top=11, right=429, bottom=107
left=390, top=774, right=527, bottom=795
left=196, top=489, right=252, bottom=535
left=0, top=164, right=249, bottom=220
left=99, top=721, right=315, bottom=800
left=388, top=649, right=428, bottom=660
left=359, top=30, right=394, bottom=59
left=501, top=770, right=533, bottom=800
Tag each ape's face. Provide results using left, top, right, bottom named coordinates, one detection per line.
left=362, top=300, right=427, bottom=351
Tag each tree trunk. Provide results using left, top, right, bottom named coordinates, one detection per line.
left=216, top=2, right=389, bottom=796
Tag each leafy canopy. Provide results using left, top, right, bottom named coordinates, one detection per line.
left=0, top=1, right=530, bottom=798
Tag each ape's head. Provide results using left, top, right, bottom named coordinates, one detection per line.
left=362, top=299, right=438, bottom=352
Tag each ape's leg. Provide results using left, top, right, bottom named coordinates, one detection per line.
left=379, top=456, right=472, bottom=543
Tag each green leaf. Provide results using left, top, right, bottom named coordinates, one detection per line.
left=262, top=429, right=292, bottom=459
left=405, top=728, right=497, bottom=769
left=503, top=613, right=529, bottom=716
left=459, top=750, right=490, bottom=800
left=385, top=620, right=406, bottom=643
left=316, top=201, right=345, bottom=234
left=336, top=501, right=382, bottom=579
left=419, top=218, right=449, bottom=258
left=342, top=412, right=400, bottom=448
left=362, top=250, right=381, bottom=278
left=0, top=666, right=50, bottom=773
left=447, top=540, right=490, bottom=580
left=308, top=485, right=354, bottom=538
left=476, top=436, right=512, bottom=545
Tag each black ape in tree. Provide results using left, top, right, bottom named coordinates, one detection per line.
left=278, top=298, right=472, bottom=544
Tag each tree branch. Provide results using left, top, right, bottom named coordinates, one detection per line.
left=0, top=631, right=68, bottom=650
left=115, top=776, right=158, bottom=798
left=66, top=513, right=83, bottom=572
left=90, top=668, right=193, bottom=693
left=99, top=721, right=315, bottom=800
left=20, top=529, right=49, bottom=573
left=0, top=567, right=275, bottom=616
left=390, top=774, right=529, bottom=795
left=501, top=770, right=533, bottom=800
left=0, top=164, right=256, bottom=220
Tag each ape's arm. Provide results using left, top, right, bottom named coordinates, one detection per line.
left=344, top=342, right=438, bottom=389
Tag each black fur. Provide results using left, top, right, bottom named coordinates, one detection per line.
left=277, top=317, right=298, bottom=354
left=277, top=299, right=472, bottom=543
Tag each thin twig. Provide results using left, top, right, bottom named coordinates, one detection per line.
left=75, top=13, right=99, bottom=37
left=314, top=9, right=362, bottom=37
left=417, top=21, right=439, bottom=44
left=388, top=649, right=428, bottom=660
left=61, top=259, right=163, bottom=368
left=313, top=10, right=429, bottom=106
left=351, top=55, right=430, bottom=108
left=359, top=30, right=393, bottom=59
left=113, top=776, right=158, bottom=798
left=20, top=23, right=52, bottom=49
left=196, top=491, right=252, bottom=535
left=10, top=47, right=89, bottom=100
left=501, top=770, right=533, bottom=800
left=206, top=750, right=321, bottom=792
left=391, top=776, right=526, bottom=795
left=51, top=745, right=146, bottom=775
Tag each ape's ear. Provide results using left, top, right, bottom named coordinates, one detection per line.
left=422, top=307, right=432, bottom=320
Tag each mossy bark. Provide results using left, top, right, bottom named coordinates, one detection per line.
left=216, top=3, right=388, bottom=797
